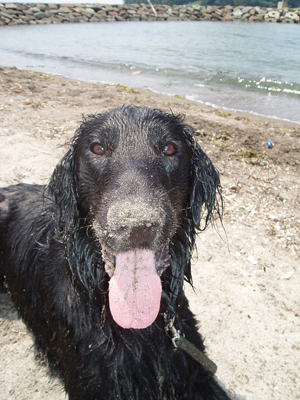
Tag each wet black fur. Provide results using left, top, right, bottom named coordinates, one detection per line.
left=0, top=106, right=229, bottom=399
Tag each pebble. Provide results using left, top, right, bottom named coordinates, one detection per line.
left=285, top=271, right=294, bottom=280
left=247, top=256, right=258, bottom=265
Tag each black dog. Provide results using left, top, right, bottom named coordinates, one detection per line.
left=0, top=106, right=229, bottom=399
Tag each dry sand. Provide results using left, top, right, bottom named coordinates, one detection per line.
left=0, top=66, right=299, bottom=400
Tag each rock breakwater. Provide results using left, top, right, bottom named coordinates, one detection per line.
left=0, top=3, right=299, bottom=26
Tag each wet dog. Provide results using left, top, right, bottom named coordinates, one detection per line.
left=0, top=106, right=229, bottom=399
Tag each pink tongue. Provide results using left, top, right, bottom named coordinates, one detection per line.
left=109, top=249, right=161, bottom=329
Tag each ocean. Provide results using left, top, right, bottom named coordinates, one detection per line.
left=0, top=21, right=299, bottom=122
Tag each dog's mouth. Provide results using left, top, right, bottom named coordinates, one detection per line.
left=102, top=248, right=170, bottom=329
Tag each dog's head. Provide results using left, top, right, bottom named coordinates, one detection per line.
left=48, top=106, right=221, bottom=329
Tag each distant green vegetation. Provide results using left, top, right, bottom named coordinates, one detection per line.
left=190, top=0, right=300, bottom=7
left=124, top=0, right=300, bottom=7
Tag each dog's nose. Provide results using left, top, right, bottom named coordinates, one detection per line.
left=129, top=223, right=160, bottom=247
left=107, top=201, right=164, bottom=249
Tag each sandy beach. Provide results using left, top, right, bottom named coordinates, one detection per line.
left=0, top=66, right=299, bottom=400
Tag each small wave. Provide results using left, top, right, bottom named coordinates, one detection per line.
left=203, top=74, right=300, bottom=98
left=185, top=94, right=300, bottom=124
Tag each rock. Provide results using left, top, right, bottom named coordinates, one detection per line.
left=285, top=271, right=294, bottom=279
left=241, top=13, right=250, bottom=20
left=29, top=7, right=41, bottom=14
left=257, top=8, right=267, bottom=15
left=58, top=7, right=72, bottom=14
left=4, top=3, right=18, bottom=10
left=280, top=18, right=295, bottom=23
left=85, top=8, right=95, bottom=14
left=78, top=16, right=88, bottom=23
left=0, top=3, right=299, bottom=26
left=50, top=17, right=60, bottom=24
left=267, top=10, right=280, bottom=19
left=36, top=4, right=47, bottom=11
left=205, top=6, right=215, bottom=14
left=242, top=7, right=252, bottom=14
left=0, top=11, right=13, bottom=20
left=179, top=12, right=188, bottom=19
left=264, top=17, right=277, bottom=23
left=90, top=15, right=100, bottom=22
left=211, top=13, right=223, bottom=20
left=22, top=14, right=35, bottom=22
left=251, top=14, right=264, bottom=21
left=34, top=12, right=46, bottom=20
left=39, top=18, right=52, bottom=24
left=44, top=11, right=53, bottom=18
left=224, top=13, right=233, bottom=21
left=123, top=4, right=139, bottom=11
left=233, top=9, right=243, bottom=18
left=247, top=256, right=258, bottom=265
left=137, top=9, right=147, bottom=15
left=186, top=7, right=194, bottom=13
left=81, top=9, right=94, bottom=18
left=284, top=11, right=299, bottom=21
left=193, top=5, right=202, bottom=11
left=96, top=10, right=107, bottom=16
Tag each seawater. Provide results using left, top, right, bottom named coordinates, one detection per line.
left=0, top=21, right=299, bottom=122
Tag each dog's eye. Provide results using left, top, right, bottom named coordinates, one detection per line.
left=163, top=143, right=177, bottom=156
left=91, top=143, right=105, bottom=155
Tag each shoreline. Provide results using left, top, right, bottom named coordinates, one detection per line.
left=0, top=3, right=300, bottom=26
left=2, top=64, right=300, bottom=127
left=154, top=88, right=300, bottom=126
left=1, top=65, right=300, bottom=164
left=22, top=66, right=300, bottom=128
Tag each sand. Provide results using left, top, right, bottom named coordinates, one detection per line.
left=0, top=66, right=299, bottom=400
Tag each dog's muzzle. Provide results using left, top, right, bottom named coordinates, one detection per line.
left=96, top=200, right=172, bottom=329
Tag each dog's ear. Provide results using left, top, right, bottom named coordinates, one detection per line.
left=186, top=128, right=222, bottom=231
left=0, top=191, right=10, bottom=229
left=46, top=130, right=80, bottom=234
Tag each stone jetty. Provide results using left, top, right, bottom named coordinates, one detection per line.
left=0, top=3, right=299, bottom=26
